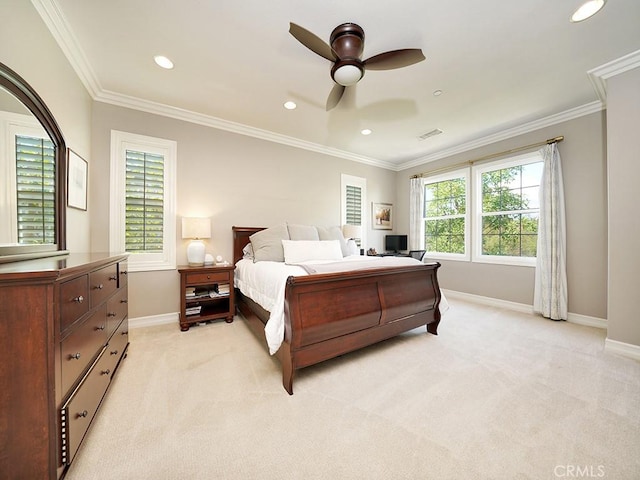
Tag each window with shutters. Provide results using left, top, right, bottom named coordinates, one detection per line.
left=110, top=131, right=176, bottom=271
left=15, top=134, right=55, bottom=244
left=341, top=174, right=366, bottom=248
left=0, top=112, right=54, bottom=246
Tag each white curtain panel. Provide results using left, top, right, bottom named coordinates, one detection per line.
left=534, top=143, right=568, bottom=320
left=409, top=177, right=424, bottom=250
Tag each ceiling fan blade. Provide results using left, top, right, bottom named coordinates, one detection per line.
left=289, top=23, right=337, bottom=62
left=363, top=49, right=425, bottom=71
left=326, top=84, right=346, bottom=111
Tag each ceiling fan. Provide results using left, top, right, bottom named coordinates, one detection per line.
left=289, top=22, right=425, bottom=111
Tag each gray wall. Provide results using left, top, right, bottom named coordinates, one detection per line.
left=0, top=0, right=93, bottom=252
left=90, top=103, right=397, bottom=318
left=396, top=112, right=608, bottom=320
left=607, top=66, right=640, bottom=346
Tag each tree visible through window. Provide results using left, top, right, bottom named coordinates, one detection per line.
left=480, top=161, right=542, bottom=257
left=424, top=175, right=466, bottom=254
left=125, top=150, right=164, bottom=252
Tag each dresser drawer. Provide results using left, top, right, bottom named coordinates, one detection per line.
left=89, top=263, right=118, bottom=308
left=60, top=347, right=111, bottom=465
left=106, top=288, right=128, bottom=337
left=186, top=271, right=229, bottom=285
left=118, top=260, right=128, bottom=288
left=60, top=275, right=89, bottom=331
left=104, top=318, right=129, bottom=374
left=60, top=305, right=108, bottom=395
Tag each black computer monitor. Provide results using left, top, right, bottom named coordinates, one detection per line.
left=385, top=234, right=408, bottom=253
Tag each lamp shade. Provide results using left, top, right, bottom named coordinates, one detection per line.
left=342, top=224, right=362, bottom=239
left=182, top=217, right=211, bottom=239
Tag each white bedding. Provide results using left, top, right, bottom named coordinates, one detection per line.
left=234, top=255, right=448, bottom=355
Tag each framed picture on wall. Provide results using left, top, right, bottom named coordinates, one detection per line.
left=372, top=202, right=393, bottom=230
left=67, top=149, right=88, bottom=210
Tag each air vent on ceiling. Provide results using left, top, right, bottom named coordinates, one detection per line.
left=418, top=128, right=443, bottom=140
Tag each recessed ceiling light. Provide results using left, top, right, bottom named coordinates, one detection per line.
left=284, top=101, right=297, bottom=110
left=433, top=89, right=443, bottom=96
left=154, top=55, right=174, bottom=69
left=361, top=129, right=372, bottom=136
left=570, top=0, right=606, bottom=22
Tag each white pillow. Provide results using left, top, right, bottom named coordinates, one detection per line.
left=282, top=240, right=343, bottom=264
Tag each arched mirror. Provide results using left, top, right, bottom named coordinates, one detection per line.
left=0, top=61, right=67, bottom=263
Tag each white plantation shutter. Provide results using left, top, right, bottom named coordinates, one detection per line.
left=345, top=184, right=362, bottom=226
left=125, top=150, right=164, bottom=252
left=15, top=135, right=55, bottom=244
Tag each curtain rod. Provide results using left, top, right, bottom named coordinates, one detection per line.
left=410, top=135, right=564, bottom=179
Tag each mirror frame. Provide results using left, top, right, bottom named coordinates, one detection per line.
left=0, top=61, right=67, bottom=263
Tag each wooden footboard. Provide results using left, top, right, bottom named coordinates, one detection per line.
left=233, top=226, right=441, bottom=394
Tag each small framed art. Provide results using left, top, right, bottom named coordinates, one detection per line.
left=372, top=202, right=393, bottom=230
left=67, top=149, right=88, bottom=210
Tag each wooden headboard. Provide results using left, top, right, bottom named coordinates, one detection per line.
left=232, top=226, right=265, bottom=264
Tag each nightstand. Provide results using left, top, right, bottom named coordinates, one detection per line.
left=177, top=264, right=235, bottom=331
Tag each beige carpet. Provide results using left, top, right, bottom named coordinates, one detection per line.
left=65, top=296, right=640, bottom=479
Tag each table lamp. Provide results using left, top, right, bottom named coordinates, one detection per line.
left=342, top=224, right=362, bottom=241
left=182, top=217, right=211, bottom=266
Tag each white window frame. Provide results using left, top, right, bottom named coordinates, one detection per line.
left=422, top=168, right=470, bottom=262
left=472, top=152, right=543, bottom=267
left=341, top=174, right=367, bottom=248
left=110, top=130, right=177, bottom=272
left=0, top=111, right=50, bottom=244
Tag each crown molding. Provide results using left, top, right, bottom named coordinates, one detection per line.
left=588, top=49, right=640, bottom=105
left=396, top=101, right=604, bottom=171
left=94, top=89, right=390, bottom=169
left=31, top=0, right=102, bottom=97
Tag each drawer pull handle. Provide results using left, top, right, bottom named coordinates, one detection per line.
left=121, top=299, right=128, bottom=304
left=69, top=352, right=81, bottom=360
left=109, top=275, right=117, bottom=281
left=95, top=283, right=104, bottom=290
left=101, top=369, right=111, bottom=376
left=110, top=349, right=118, bottom=355
left=73, top=295, right=84, bottom=303
left=122, top=331, right=129, bottom=336
left=122, top=270, right=128, bottom=276
left=77, top=410, right=88, bottom=418
left=95, top=325, right=106, bottom=331
left=107, top=312, right=117, bottom=317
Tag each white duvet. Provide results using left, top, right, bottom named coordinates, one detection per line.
left=234, top=255, right=448, bottom=354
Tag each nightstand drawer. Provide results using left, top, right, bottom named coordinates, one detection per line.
left=186, top=271, right=229, bottom=285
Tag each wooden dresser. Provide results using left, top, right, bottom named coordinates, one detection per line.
left=0, top=253, right=129, bottom=479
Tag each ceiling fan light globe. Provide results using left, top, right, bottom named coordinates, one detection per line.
left=333, top=64, right=363, bottom=86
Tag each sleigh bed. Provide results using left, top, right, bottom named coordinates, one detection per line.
left=232, top=226, right=442, bottom=394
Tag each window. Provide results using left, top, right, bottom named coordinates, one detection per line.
left=0, top=112, right=53, bottom=246
left=422, top=169, right=470, bottom=260
left=15, top=134, right=55, bottom=244
left=341, top=174, right=366, bottom=247
left=110, top=131, right=176, bottom=271
left=473, top=153, right=543, bottom=265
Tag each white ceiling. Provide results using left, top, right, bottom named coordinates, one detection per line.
left=37, top=0, right=640, bottom=170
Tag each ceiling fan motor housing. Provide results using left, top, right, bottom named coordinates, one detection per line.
left=330, top=23, right=365, bottom=86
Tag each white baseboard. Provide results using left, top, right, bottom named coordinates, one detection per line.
left=442, top=289, right=607, bottom=329
left=604, top=338, right=640, bottom=361
left=129, top=312, right=178, bottom=329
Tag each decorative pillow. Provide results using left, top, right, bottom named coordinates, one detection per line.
left=242, top=242, right=254, bottom=259
left=316, top=225, right=350, bottom=256
left=249, top=224, right=290, bottom=262
left=282, top=240, right=343, bottom=264
left=287, top=223, right=319, bottom=241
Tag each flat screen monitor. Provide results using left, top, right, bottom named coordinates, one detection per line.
left=385, top=234, right=408, bottom=253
